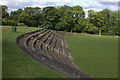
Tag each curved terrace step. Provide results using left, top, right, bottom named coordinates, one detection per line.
left=16, top=29, right=92, bottom=78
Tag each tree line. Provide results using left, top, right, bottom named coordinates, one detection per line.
left=1, top=5, right=118, bottom=35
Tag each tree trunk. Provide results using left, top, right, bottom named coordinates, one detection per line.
left=71, top=29, right=72, bottom=33
left=99, top=30, right=101, bottom=36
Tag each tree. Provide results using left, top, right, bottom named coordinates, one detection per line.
left=41, top=21, right=52, bottom=29
left=72, top=5, right=85, bottom=32
left=55, top=22, right=65, bottom=30
left=8, top=20, right=18, bottom=26
left=108, top=11, right=118, bottom=35
left=57, top=5, right=74, bottom=32
left=18, top=7, right=42, bottom=27
left=87, top=9, right=111, bottom=35
left=18, top=11, right=29, bottom=26
left=1, top=5, right=118, bottom=35
left=42, top=6, right=58, bottom=29
left=9, top=9, right=23, bottom=20
left=2, top=18, right=8, bottom=25
left=2, top=5, right=9, bottom=18
left=72, top=5, right=85, bottom=19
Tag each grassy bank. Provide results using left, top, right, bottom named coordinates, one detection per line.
left=65, top=35, right=118, bottom=78
left=2, top=26, right=65, bottom=78
left=2, top=26, right=118, bottom=78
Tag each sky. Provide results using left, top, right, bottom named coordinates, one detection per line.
left=0, top=0, right=119, bottom=17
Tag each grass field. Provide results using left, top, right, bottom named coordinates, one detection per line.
left=2, top=26, right=118, bottom=78
left=2, top=26, right=65, bottom=78
left=65, top=35, right=118, bottom=78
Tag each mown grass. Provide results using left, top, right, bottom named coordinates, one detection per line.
left=2, top=26, right=118, bottom=78
left=2, top=26, right=66, bottom=78
left=65, top=35, right=118, bottom=78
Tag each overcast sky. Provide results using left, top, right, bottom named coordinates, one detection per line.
left=0, top=0, right=119, bottom=17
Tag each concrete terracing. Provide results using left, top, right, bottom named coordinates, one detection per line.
left=16, top=29, right=92, bottom=79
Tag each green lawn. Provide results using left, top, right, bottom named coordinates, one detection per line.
left=2, top=26, right=118, bottom=78
left=2, top=26, right=65, bottom=78
left=65, top=35, right=118, bottom=78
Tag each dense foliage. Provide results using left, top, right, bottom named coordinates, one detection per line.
left=1, top=5, right=118, bottom=35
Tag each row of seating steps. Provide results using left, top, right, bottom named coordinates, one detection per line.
left=16, top=29, right=91, bottom=78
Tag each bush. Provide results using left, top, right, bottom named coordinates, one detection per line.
left=2, top=18, right=9, bottom=25
left=55, top=22, right=65, bottom=31
left=41, top=21, right=52, bottom=29
left=18, top=23, right=25, bottom=26
left=8, top=20, right=18, bottom=26
left=2, top=19, right=18, bottom=26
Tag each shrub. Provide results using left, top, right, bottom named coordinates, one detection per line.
left=2, top=18, right=9, bottom=25
left=41, top=21, right=52, bottom=29
left=8, top=20, right=18, bottom=26
left=18, top=23, right=25, bottom=26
